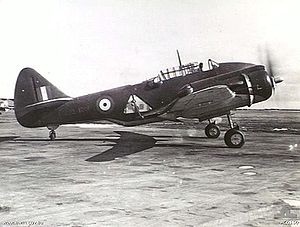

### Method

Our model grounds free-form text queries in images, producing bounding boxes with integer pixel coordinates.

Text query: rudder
[14,68,70,127]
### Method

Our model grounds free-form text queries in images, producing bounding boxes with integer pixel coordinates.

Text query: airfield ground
[0,110,299,227]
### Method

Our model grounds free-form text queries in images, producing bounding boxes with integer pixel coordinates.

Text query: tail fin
[14,68,71,127]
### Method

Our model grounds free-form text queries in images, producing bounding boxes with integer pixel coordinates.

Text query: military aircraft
[0,98,14,113]
[14,51,282,148]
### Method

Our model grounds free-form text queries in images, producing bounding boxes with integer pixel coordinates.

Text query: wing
[162,85,236,119]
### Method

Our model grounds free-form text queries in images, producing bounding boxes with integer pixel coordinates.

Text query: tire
[205,123,221,138]
[224,129,245,148]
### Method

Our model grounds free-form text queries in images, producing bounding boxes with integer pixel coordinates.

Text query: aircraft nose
[249,70,273,103]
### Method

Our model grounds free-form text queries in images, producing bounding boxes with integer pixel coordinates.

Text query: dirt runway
[0,110,299,226]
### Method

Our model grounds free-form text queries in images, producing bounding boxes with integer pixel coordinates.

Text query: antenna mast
[176,50,182,67]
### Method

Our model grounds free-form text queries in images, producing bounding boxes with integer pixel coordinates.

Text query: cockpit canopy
[151,59,219,83]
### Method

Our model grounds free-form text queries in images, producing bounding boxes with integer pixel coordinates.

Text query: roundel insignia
[96,96,114,113]
[99,98,111,111]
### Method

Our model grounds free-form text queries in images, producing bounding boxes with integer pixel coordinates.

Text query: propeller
[264,49,283,92]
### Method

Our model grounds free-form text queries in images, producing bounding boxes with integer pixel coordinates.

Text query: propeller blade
[266,49,275,79]
[258,46,283,94]
[263,48,284,91]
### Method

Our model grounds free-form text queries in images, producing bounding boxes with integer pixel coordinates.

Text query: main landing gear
[224,114,245,148]
[204,114,245,148]
[47,125,59,141]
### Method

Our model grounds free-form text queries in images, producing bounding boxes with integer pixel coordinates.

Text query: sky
[0,0,299,109]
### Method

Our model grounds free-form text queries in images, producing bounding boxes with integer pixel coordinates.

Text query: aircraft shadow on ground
[0,136,19,142]
[9,132,225,162]
[86,131,222,162]
[86,131,158,162]
[18,138,112,142]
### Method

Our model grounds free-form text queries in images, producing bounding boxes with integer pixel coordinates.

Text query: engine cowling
[241,73,254,107]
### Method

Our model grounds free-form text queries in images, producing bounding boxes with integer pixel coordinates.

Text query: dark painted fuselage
[14,61,273,128]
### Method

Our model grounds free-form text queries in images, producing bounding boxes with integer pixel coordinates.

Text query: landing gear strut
[47,125,59,141]
[224,113,245,148]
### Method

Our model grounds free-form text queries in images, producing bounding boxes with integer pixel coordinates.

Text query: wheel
[224,129,245,148]
[205,123,221,138]
[49,131,56,141]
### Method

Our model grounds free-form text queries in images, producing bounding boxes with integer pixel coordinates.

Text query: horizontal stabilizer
[25,97,73,111]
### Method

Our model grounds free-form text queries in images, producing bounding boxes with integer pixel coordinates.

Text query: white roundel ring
[98,98,112,111]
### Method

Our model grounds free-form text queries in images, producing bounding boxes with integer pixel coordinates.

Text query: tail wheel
[224,129,245,148]
[205,123,221,139]
[49,130,56,141]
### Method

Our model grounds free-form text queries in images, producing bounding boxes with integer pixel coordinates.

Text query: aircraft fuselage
[37,62,273,127]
